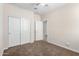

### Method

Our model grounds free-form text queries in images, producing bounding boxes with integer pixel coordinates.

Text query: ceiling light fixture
[40,3,46,6]
[39,3,48,7]
[34,3,48,6]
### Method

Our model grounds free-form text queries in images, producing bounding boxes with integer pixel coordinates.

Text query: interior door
[36,20,43,41]
[21,18,31,44]
[8,16,21,47]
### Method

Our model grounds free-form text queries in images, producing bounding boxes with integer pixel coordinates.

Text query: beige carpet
[3,40,79,56]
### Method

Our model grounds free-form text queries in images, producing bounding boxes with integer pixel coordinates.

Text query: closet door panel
[21,18,31,44]
[9,17,31,47]
[8,17,20,47]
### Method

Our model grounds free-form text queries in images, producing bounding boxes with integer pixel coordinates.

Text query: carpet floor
[3,40,79,56]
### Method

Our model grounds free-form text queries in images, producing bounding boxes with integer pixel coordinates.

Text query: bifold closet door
[21,18,31,44]
[8,17,21,47]
[36,20,43,40]
[8,17,31,47]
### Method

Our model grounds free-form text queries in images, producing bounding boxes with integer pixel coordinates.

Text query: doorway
[35,20,43,41]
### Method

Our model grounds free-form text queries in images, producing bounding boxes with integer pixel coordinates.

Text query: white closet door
[36,20,43,40]
[8,17,21,47]
[21,18,31,44]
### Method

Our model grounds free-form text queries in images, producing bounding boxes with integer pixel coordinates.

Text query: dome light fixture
[34,3,48,7]
[39,3,48,7]
[40,3,46,6]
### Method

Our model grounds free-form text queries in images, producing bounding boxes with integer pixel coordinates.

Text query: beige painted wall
[0,4,3,50]
[44,3,79,52]
[0,4,4,56]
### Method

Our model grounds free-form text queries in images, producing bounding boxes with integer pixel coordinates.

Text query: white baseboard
[0,51,3,56]
[0,47,8,56]
[47,40,79,53]
[0,48,4,56]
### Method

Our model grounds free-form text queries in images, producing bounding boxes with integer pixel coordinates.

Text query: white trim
[0,51,3,56]
[0,47,8,51]
[0,48,4,56]
[47,40,79,53]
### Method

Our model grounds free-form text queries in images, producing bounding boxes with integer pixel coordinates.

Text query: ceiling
[12,3,66,15]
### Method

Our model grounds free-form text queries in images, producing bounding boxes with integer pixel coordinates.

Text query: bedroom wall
[0,4,4,56]
[44,3,79,52]
[2,4,42,49]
